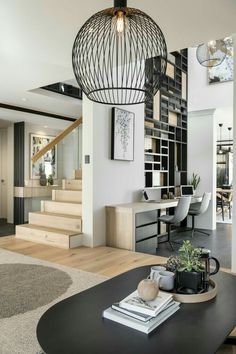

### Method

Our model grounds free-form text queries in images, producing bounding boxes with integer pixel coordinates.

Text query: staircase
[15,175,83,249]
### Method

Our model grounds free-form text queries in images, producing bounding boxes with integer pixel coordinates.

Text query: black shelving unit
[144,49,188,195]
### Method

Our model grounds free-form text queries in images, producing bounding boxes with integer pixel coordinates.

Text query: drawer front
[135,210,158,227]
[136,223,157,242]
[135,237,157,253]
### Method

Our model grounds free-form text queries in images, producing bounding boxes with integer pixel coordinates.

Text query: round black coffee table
[37,266,236,354]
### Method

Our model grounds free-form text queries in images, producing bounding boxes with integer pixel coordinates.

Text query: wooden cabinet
[106,201,179,252]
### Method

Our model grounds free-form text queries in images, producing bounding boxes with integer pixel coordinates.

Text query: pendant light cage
[228,127,232,152]
[218,123,223,155]
[196,39,226,67]
[72,6,167,105]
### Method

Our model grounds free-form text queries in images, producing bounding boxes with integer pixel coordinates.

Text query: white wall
[188,47,233,112]
[57,130,80,180]
[82,96,144,247]
[82,99,94,247]
[215,107,233,141]
[187,110,216,230]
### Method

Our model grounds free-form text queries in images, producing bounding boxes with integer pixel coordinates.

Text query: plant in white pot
[189,173,200,194]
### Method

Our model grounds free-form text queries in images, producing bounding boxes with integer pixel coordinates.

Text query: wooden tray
[163,279,217,304]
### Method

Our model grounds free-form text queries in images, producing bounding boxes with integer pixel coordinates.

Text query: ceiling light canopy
[196,39,227,67]
[72,0,167,105]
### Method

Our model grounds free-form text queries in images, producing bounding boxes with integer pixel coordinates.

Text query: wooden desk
[106,197,201,252]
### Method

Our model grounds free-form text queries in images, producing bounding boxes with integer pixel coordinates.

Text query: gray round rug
[0,263,72,318]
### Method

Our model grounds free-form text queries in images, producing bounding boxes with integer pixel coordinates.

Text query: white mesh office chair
[158,196,191,251]
[188,192,211,237]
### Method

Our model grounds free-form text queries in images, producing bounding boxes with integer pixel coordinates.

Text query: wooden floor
[0,236,166,277]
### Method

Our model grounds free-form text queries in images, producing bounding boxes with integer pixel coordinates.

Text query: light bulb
[208,40,216,47]
[116,11,124,33]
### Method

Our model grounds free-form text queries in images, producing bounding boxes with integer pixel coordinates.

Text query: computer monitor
[180,185,194,196]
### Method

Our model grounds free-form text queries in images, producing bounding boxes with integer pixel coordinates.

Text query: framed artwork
[208,37,233,84]
[111,107,135,161]
[30,134,57,179]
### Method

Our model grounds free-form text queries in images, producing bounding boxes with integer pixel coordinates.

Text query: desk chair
[158,196,191,251]
[188,192,211,237]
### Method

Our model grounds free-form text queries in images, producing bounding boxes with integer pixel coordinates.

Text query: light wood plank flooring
[0,236,166,277]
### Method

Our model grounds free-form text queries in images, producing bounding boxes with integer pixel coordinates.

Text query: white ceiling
[0,0,236,125]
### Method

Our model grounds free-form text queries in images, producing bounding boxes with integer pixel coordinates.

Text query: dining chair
[188,192,211,237]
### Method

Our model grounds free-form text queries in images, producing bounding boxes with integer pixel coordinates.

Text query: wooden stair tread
[18,224,81,236]
[32,211,82,219]
[46,200,81,205]
[53,189,81,193]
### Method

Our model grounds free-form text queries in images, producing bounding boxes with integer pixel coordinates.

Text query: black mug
[208,256,220,276]
[201,249,220,287]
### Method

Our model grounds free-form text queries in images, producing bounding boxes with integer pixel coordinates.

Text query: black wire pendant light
[218,123,223,154]
[196,40,226,67]
[72,0,167,105]
[228,127,232,152]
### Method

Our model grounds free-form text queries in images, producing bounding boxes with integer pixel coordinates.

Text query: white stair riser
[52,190,82,203]
[62,179,82,191]
[41,201,82,216]
[15,226,83,249]
[29,213,82,233]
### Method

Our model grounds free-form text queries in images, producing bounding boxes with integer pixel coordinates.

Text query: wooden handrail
[31,117,82,163]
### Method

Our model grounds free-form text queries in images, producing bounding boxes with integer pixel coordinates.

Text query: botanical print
[112,108,134,161]
[30,134,57,179]
[208,37,233,84]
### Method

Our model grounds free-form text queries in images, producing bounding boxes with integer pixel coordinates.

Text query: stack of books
[103,290,180,334]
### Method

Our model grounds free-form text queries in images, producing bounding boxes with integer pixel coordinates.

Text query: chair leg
[221,198,224,221]
[191,215,210,237]
[167,224,174,251]
[157,224,175,251]
[191,215,195,238]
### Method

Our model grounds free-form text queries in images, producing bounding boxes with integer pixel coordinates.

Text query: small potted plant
[47,174,54,186]
[189,173,201,193]
[166,241,205,293]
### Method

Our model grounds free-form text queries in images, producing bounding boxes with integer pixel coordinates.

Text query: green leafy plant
[166,255,182,272]
[189,173,200,191]
[177,240,204,273]
[47,174,53,186]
